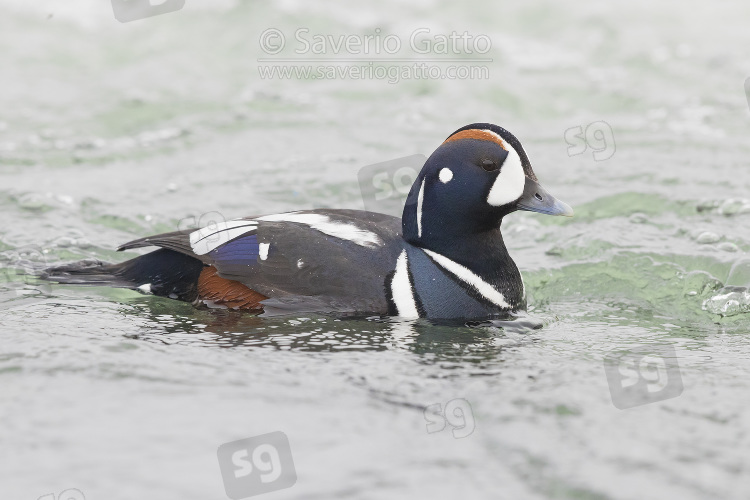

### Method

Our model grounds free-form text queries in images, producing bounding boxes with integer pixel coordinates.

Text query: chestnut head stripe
[443,129,508,150]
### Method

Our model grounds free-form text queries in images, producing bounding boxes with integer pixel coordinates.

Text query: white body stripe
[422,248,511,309]
[190,220,258,255]
[256,212,382,248]
[416,179,425,238]
[391,250,419,318]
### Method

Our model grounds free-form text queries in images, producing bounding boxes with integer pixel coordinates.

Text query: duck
[42,123,573,319]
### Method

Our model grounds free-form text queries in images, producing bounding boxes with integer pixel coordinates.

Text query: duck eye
[481,159,498,171]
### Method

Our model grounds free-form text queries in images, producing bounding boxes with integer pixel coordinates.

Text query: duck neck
[404,223,525,308]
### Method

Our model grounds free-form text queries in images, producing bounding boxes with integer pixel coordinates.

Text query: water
[2,1,750,499]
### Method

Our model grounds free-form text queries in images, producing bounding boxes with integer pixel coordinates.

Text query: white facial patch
[439,168,453,183]
[468,129,526,207]
[416,179,425,238]
[486,144,526,207]
[390,250,420,318]
[256,212,383,248]
[190,220,258,255]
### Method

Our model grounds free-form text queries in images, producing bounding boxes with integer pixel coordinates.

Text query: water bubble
[137,127,186,147]
[74,137,106,150]
[703,286,750,317]
[17,192,48,211]
[726,257,750,287]
[629,212,648,224]
[682,270,723,298]
[717,242,739,252]
[54,236,76,248]
[695,231,720,244]
[696,199,720,212]
[718,198,750,216]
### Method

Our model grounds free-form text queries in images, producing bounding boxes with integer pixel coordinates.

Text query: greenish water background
[1,1,750,499]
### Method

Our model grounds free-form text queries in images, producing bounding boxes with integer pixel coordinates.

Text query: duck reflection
[120,295,543,359]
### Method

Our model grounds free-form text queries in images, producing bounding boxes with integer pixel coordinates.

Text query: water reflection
[120,296,544,359]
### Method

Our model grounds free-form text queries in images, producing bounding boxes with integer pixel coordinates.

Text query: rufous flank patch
[197,266,267,310]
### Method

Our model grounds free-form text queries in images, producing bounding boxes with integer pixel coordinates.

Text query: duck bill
[515,177,574,217]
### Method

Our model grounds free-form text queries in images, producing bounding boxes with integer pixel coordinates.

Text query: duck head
[402,122,573,245]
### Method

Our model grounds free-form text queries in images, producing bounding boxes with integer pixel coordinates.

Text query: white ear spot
[439,168,453,183]
[486,147,525,206]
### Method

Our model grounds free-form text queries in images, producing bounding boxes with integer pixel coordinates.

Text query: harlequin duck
[43,123,573,319]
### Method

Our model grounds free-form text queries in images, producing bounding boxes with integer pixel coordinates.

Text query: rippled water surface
[2,1,750,499]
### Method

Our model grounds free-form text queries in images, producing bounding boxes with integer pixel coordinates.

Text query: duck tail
[41,248,205,301]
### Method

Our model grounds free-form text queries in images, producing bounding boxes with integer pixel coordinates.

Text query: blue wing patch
[208,233,261,278]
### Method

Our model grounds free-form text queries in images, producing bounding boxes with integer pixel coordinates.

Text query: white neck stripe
[422,248,510,309]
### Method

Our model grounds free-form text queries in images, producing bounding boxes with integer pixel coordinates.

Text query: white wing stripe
[189,220,258,256]
[189,211,384,256]
[189,220,257,245]
[256,212,383,248]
